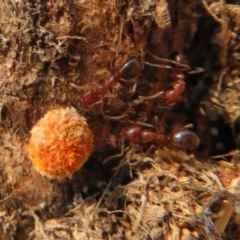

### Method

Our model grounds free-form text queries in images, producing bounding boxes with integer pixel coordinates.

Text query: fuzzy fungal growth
[28,107,93,179]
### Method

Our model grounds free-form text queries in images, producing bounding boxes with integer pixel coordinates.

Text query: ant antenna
[146,50,191,71]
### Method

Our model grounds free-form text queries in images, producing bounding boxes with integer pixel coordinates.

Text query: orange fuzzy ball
[28,107,93,179]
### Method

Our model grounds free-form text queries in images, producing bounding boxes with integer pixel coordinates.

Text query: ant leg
[138,91,180,106]
[127,120,154,129]
[145,144,156,156]
[153,115,162,134]
[128,98,144,107]
[121,78,138,96]
[102,139,125,164]
[188,67,204,74]
[99,101,128,120]
[180,123,194,130]
[130,81,138,96]
[138,91,165,100]
[163,147,174,165]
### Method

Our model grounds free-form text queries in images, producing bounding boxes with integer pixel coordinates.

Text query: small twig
[84,156,126,231]
[3,0,26,24]
[201,0,222,23]
[32,212,49,240]
[202,0,229,67]
[216,68,228,91]
[102,139,125,164]
[219,0,228,67]
[211,150,239,159]
[56,35,88,42]
[132,185,147,233]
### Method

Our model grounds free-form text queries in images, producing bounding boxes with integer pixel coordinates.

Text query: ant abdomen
[172,128,199,150]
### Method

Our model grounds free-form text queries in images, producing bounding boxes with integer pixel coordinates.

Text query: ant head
[169,52,189,71]
[119,57,142,80]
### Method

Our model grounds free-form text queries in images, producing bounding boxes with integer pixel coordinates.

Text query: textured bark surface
[0,0,240,239]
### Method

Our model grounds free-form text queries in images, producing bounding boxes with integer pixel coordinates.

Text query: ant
[139,52,195,105]
[79,56,142,107]
[103,123,199,164]
[79,52,194,107]
[120,123,199,150]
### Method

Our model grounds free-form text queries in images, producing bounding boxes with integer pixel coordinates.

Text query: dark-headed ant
[79,52,194,107]
[103,123,199,164]
[80,57,142,107]
[140,52,192,105]
[121,124,199,150]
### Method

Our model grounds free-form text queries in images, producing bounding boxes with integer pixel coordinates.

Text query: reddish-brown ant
[120,124,199,150]
[80,57,142,107]
[140,52,192,105]
[79,53,193,107]
[103,123,199,164]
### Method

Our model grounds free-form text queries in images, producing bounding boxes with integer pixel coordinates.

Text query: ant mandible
[79,57,142,107]
[120,123,199,150]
